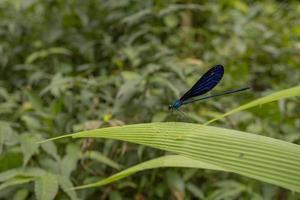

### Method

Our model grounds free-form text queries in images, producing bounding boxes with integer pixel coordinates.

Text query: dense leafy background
[0,0,299,199]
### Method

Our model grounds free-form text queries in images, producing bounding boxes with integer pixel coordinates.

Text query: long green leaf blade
[72,155,224,190]
[70,122,300,192]
[205,85,300,125]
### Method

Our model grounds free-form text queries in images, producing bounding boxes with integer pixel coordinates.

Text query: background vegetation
[0,0,299,199]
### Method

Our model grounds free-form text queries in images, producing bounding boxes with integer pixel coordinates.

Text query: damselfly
[169,65,249,110]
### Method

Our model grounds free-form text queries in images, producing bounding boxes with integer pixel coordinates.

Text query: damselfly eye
[168,105,172,110]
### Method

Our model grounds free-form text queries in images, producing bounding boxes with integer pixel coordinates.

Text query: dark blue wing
[180,65,224,102]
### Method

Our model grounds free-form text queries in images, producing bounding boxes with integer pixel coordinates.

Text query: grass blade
[205,85,300,125]
[72,155,224,190]
[69,122,300,192]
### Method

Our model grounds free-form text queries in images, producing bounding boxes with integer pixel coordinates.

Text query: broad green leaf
[72,155,223,190]
[41,141,60,161]
[34,173,59,200]
[60,144,80,178]
[67,122,300,192]
[20,134,39,166]
[205,85,300,125]
[0,121,18,147]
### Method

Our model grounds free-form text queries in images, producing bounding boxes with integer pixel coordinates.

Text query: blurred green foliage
[0,0,299,199]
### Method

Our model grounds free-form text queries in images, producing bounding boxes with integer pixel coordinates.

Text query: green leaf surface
[69,122,300,192]
[73,155,223,190]
[0,121,18,150]
[57,176,79,200]
[34,173,59,200]
[20,134,39,166]
[41,141,60,161]
[60,144,80,178]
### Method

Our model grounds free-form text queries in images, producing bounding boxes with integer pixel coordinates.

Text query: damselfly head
[169,100,182,110]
